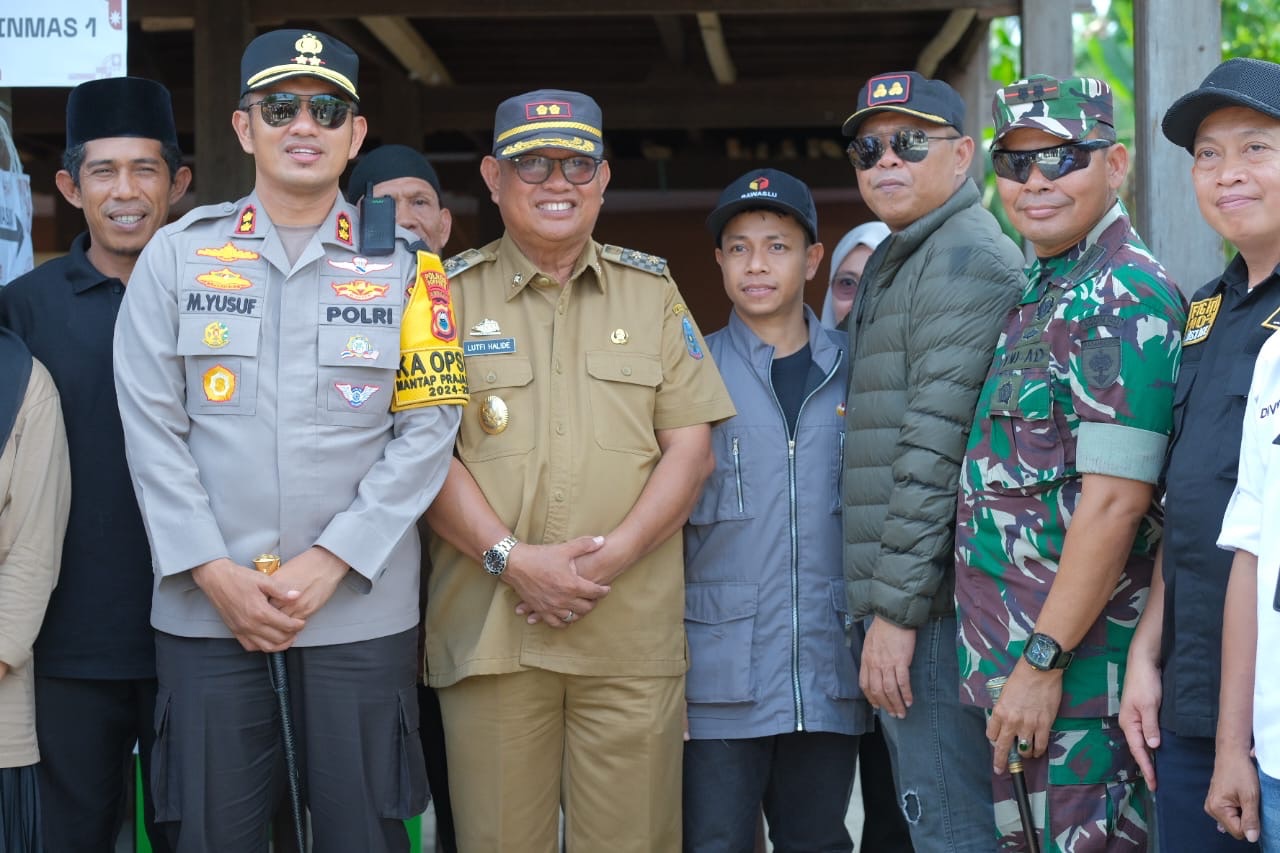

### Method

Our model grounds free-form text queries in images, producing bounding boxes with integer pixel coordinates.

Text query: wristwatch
[482,535,519,577]
[1023,632,1074,671]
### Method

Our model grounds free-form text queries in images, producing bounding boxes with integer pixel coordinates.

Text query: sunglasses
[508,155,603,185]
[243,93,354,129]
[846,129,961,170]
[990,139,1113,183]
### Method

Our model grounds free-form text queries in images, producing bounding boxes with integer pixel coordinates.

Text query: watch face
[483,549,502,574]
[1026,634,1056,668]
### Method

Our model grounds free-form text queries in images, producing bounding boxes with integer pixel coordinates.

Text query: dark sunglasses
[846,129,961,170]
[990,139,1113,183]
[243,93,354,129]
[508,155,603,186]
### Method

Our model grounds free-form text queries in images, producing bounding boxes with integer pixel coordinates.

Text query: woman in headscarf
[822,221,890,329]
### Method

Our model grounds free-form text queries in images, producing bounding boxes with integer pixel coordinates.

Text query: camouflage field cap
[992,75,1113,143]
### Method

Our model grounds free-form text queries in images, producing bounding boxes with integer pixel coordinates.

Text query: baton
[987,676,1041,853]
[253,554,307,853]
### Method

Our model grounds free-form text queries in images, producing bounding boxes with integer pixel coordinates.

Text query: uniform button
[556,423,565,435]
[553,489,565,502]
[554,359,562,373]
[111,284,123,295]
[621,366,632,377]
[486,371,497,383]
[557,303,566,315]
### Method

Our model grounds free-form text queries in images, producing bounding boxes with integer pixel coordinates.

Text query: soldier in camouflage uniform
[954,75,1187,851]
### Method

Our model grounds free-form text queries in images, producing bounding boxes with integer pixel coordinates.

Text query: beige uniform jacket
[0,359,70,768]
[426,235,734,686]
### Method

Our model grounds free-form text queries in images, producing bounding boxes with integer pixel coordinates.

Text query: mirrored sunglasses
[244,93,354,129]
[846,129,961,170]
[990,139,1113,183]
[509,155,602,185]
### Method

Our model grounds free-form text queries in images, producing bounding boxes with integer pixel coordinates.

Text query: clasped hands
[504,535,614,629]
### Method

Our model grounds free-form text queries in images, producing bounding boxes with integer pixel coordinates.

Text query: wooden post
[1134,0,1222,297]
[954,21,991,185]
[193,0,254,204]
[1019,0,1073,79]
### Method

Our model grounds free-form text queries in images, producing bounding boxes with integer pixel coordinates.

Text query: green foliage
[1224,0,1280,60]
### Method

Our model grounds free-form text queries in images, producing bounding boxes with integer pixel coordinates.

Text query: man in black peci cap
[0,75,189,853]
[838,70,1024,853]
[347,144,453,254]
[1121,56,1280,852]
[112,29,463,852]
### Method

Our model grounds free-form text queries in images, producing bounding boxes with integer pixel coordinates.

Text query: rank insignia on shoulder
[336,212,353,245]
[443,248,487,278]
[603,244,668,275]
[197,242,260,263]
[682,316,704,360]
[237,205,256,235]
[1183,293,1222,346]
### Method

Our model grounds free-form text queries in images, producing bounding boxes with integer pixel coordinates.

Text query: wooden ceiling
[9,0,1013,199]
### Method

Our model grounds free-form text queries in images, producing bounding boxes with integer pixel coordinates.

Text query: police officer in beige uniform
[113,30,462,853]
[425,89,735,852]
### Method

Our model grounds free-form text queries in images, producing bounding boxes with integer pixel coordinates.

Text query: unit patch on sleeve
[1183,294,1222,346]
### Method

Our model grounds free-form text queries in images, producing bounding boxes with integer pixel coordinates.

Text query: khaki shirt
[426,235,734,685]
[0,359,70,767]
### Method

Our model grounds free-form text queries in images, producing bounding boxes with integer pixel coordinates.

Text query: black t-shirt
[770,344,812,437]
[1160,255,1280,737]
[0,233,157,679]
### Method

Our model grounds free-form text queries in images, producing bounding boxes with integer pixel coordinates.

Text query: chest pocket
[317,326,401,428]
[177,314,260,416]
[457,356,535,462]
[689,428,758,525]
[1219,357,1256,480]
[982,370,1066,493]
[585,350,662,455]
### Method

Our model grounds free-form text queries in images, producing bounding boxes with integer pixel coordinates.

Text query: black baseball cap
[706,168,818,244]
[842,71,966,137]
[1163,58,1280,153]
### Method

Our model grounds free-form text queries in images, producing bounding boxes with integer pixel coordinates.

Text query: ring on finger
[1017,738,1031,753]
[564,610,576,623]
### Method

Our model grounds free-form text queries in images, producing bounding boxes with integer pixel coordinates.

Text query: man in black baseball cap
[347,144,453,253]
[705,167,818,244]
[0,75,189,853]
[838,68,1024,853]
[1122,56,1280,853]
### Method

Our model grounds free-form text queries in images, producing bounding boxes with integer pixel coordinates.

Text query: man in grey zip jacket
[840,71,1024,853]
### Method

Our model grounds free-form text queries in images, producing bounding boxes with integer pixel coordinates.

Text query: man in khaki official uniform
[425,88,735,852]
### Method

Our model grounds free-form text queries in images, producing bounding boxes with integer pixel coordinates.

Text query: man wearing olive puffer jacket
[840,71,1023,853]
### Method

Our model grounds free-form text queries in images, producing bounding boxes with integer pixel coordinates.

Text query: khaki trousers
[438,668,683,853]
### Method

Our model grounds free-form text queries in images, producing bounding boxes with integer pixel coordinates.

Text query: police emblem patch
[1183,294,1222,346]
[202,321,230,349]
[1081,337,1122,389]
[335,383,380,408]
[682,316,704,360]
[341,335,379,360]
[203,365,236,402]
[197,268,253,291]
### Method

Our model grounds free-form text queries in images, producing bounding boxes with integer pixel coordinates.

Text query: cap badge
[749,176,770,191]
[867,74,911,106]
[293,33,325,67]
[527,101,572,120]
[1005,79,1061,106]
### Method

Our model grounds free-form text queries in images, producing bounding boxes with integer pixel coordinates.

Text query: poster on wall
[0,0,127,87]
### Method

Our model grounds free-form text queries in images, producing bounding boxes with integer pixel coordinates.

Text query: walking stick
[986,676,1042,853]
[253,554,307,853]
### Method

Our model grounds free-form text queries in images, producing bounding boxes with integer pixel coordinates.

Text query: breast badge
[341,334,379,360]
[327,256,393,275]
[331,280,390,301]
[610,328,629,345]
[335,383,380,408]
[202,321,230,349]
[470,318,501,336]
[202,365,236,403]
[197,268,253,291]
[479,395,509,435]
[1183,294,1222,346]
[196,242,259,263]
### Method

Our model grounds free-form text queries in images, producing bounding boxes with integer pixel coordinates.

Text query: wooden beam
[952,18,990,184]
[917,9,975,78]
[1134,0,1221,297]
[696,13,736,84]
[359,16,453,85]
[1019,0,1072,78]
[133,0,1019,19]
[652,15,687,68]
[192,0,254,205]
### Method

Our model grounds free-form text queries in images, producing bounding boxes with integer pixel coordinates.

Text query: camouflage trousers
[991,716,1149,852]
